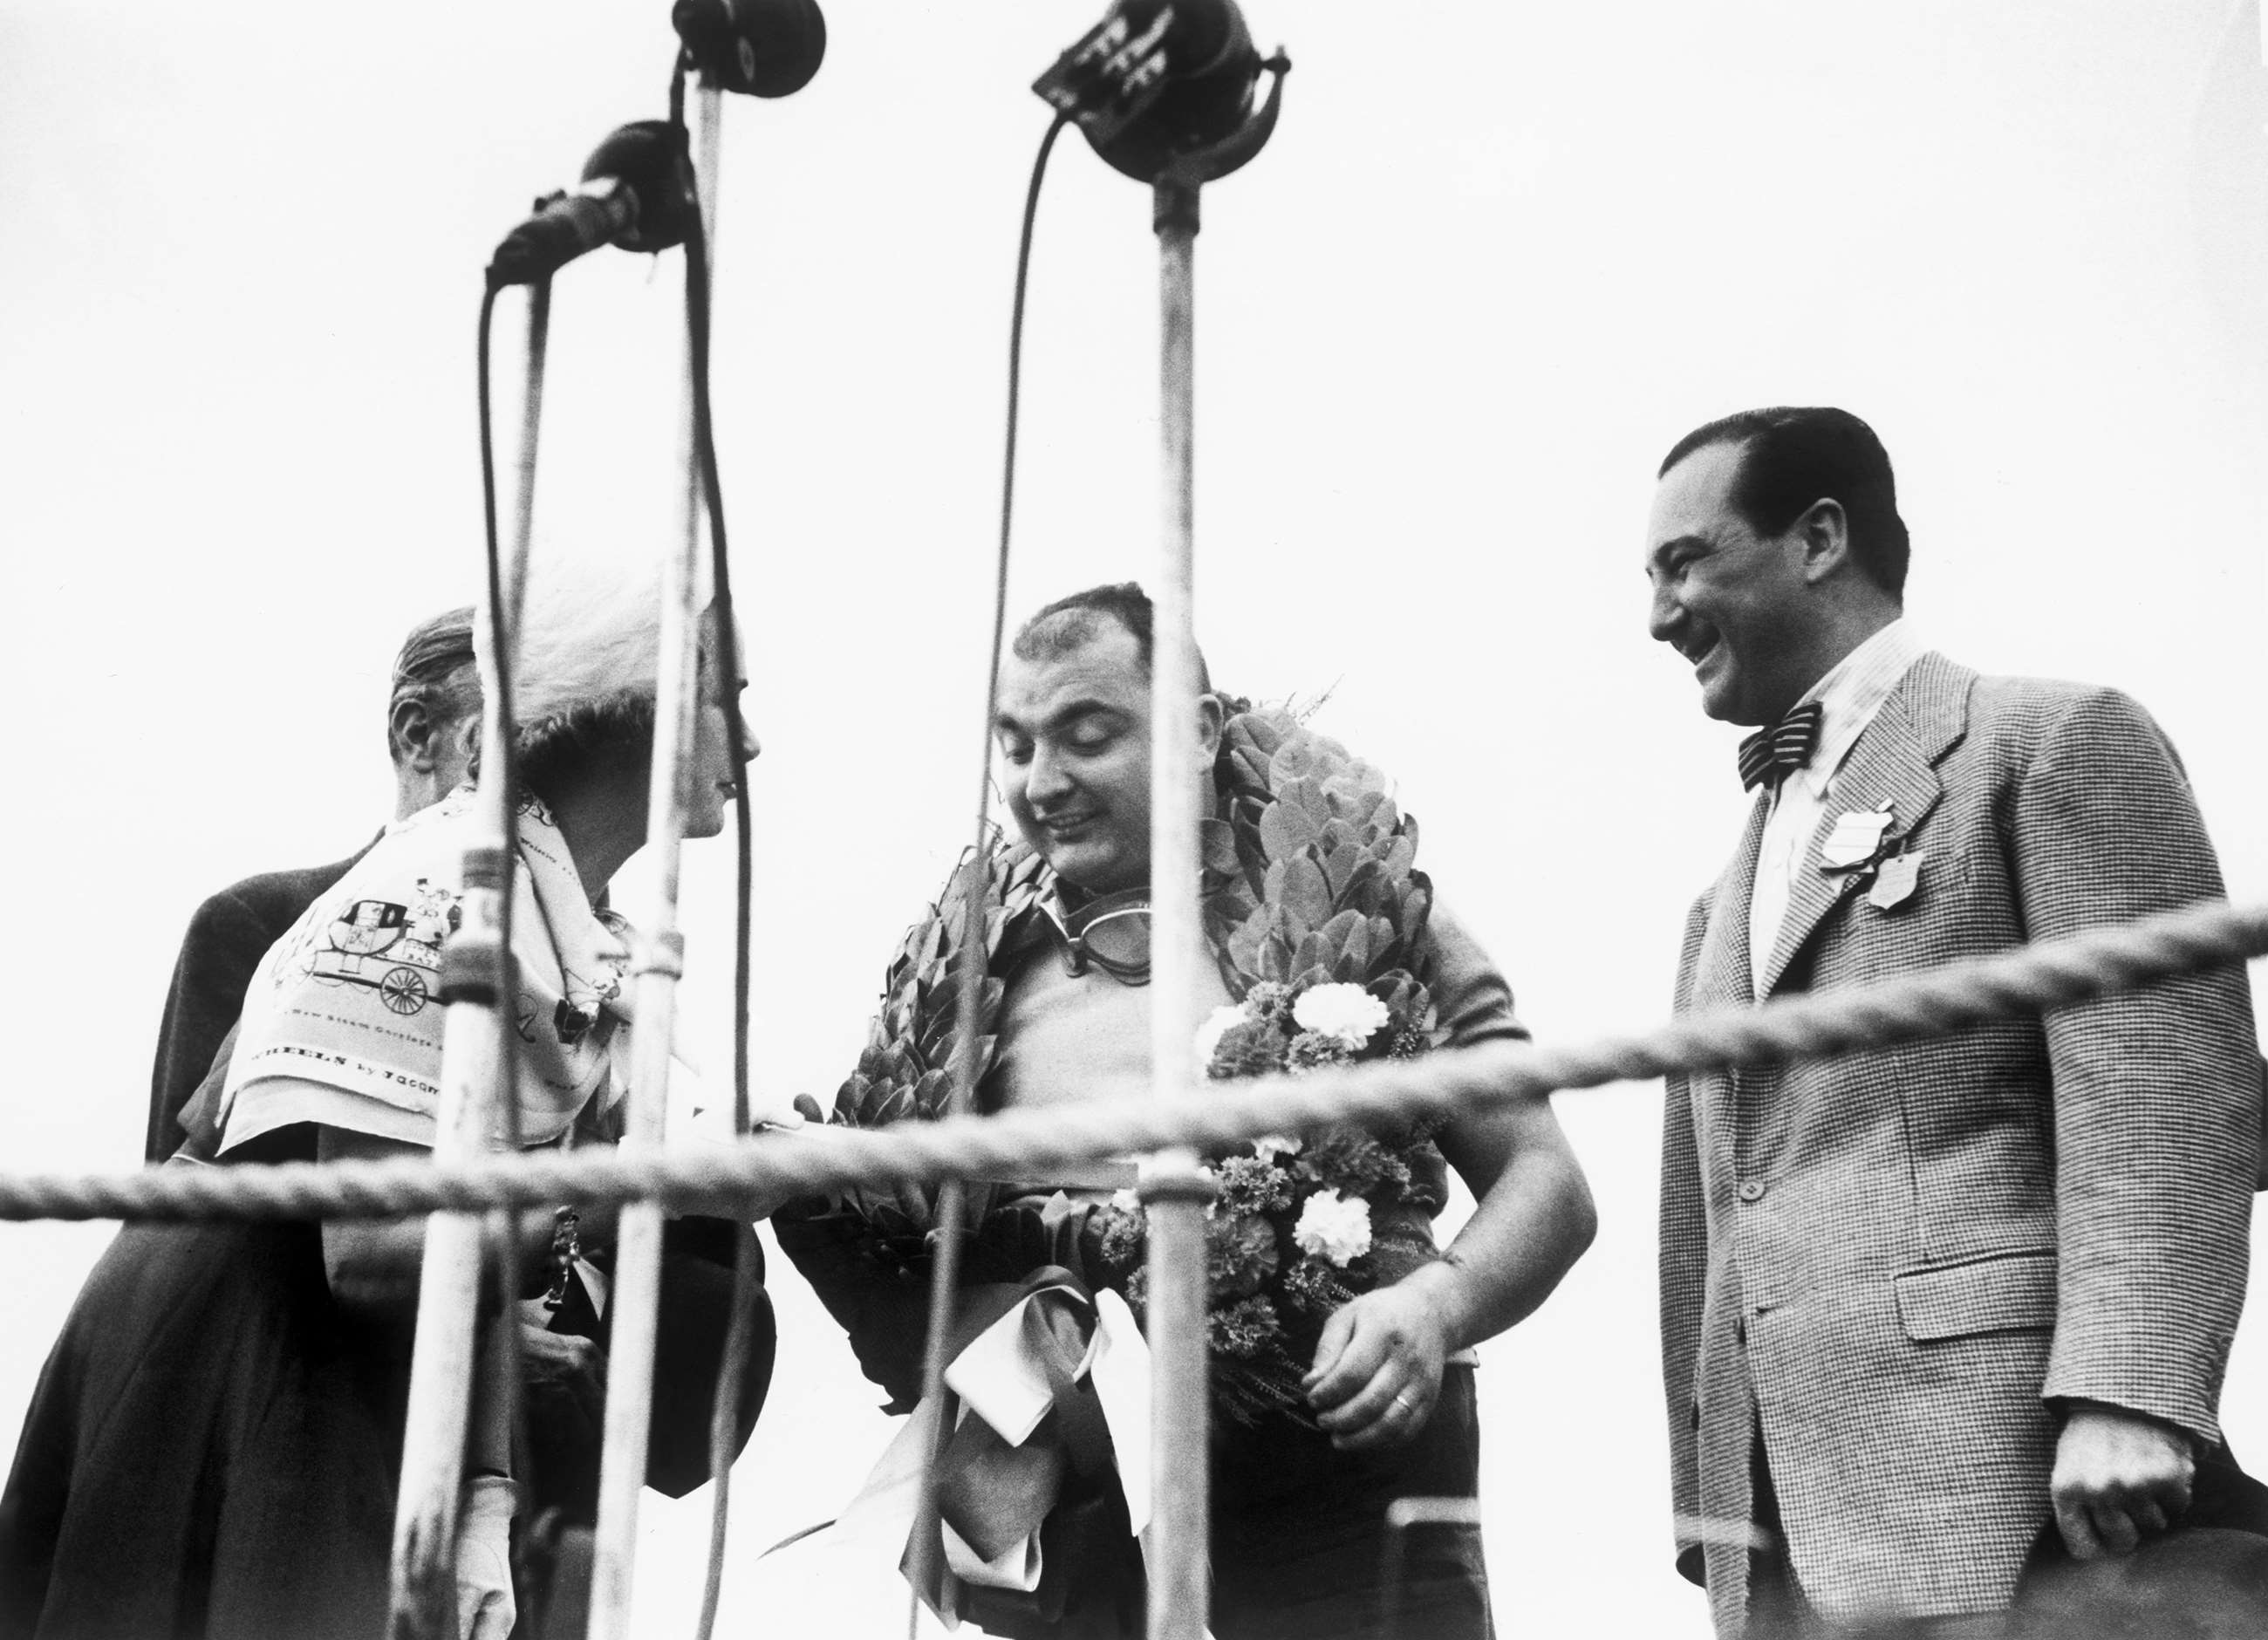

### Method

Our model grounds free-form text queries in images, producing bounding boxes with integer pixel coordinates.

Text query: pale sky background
[3,3,2266,1637]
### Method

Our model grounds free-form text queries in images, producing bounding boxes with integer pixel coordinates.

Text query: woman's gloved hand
[456,1473,518,1640]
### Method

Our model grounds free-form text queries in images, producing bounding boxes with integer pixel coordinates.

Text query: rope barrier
[8,896,2264,1227]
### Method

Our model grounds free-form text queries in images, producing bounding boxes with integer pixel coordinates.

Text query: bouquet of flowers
[1087,707,1454,1426]
[1090,976,1447,1427]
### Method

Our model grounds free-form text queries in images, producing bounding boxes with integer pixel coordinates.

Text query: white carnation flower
[1291,983,1390,1049]
[1110,1187,1143,1213]
[1291,1188,1373,1267]
[1251,1134,1303,1164]
[1194,1002,1252,1071]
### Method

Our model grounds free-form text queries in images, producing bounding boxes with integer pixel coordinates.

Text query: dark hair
[1012,582,1213,693]
[386,606,480,762]
[1658,407,1909,595]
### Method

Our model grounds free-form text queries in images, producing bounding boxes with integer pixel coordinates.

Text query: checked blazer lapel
[1692,796,1769,1011]
[1756,652,1971,999]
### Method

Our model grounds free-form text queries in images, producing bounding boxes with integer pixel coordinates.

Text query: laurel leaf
[1324,780,1385,827]
[1329,912,1372,981]
[1231,713,1285,762]
[1280,856,1332,933]
[1200,817,1241,873]
[1259,796,1322,858]
[1337,858,1388,915]
[1284,776,1336,825]
[1270,737,1318,782]
[1226,911,1268,974]
[1260,934,1294,983]
[911,1068,953,1120]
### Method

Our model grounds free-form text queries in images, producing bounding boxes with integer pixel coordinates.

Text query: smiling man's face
[994,620,1159,895]
[1644,438,1819,728]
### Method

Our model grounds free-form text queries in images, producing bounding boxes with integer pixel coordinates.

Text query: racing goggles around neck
[1058,888,1151,986]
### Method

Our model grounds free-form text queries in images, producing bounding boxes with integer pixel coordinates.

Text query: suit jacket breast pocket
[1894,1250,2058,1343]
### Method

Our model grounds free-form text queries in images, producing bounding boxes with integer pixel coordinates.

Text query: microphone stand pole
[588,75,721,1640]
[1139,174,1216,1640]
[1026,30,1282,1635]
[387,278,551,1639]
[507,280,550,634]
[478,265,549,1570]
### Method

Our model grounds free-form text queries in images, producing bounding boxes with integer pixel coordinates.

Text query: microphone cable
[662,71,1072,1637]
[901,107,1070,1640]
[677,57,773,1640]
[473,275,537,1561]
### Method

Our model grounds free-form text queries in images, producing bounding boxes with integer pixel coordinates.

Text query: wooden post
[586,78,721,1640]
[386,280,550,1637]
[1141,174,1213,1640]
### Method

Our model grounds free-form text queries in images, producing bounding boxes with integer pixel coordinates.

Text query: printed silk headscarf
[218,786,632,1152]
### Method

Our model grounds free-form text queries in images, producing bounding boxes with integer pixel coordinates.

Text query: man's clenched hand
[2051,1400,2195,1559]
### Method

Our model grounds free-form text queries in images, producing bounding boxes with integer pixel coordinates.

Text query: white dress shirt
[1749,619,1929,993]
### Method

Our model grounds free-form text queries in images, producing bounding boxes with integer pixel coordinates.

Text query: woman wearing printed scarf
[0,557,775,1640]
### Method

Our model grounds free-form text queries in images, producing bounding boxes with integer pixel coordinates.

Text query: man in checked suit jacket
[1644,407,2268,1637]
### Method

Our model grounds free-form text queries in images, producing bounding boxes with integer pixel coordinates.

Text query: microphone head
[673,0,827,99]
[1034,0,1261,182]
[580,120,699,252]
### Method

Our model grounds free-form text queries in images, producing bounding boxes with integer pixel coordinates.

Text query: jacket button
[1737,1179,1766,1204]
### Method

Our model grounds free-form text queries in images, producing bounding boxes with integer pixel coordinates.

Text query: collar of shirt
[1780,618,1929,804]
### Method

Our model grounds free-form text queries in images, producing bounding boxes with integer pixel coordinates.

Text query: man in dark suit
[1645,407,2266,1637]
[145,607,480,1161]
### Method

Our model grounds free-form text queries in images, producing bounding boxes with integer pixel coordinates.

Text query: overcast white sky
[3,3,2265,1636]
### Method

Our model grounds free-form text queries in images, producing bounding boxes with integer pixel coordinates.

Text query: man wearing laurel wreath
[775,583,1597,1640]
[1646,407,2268,1638]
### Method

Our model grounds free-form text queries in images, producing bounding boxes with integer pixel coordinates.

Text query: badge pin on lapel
[1820,809,1894,871]
[1868,848,1925,911]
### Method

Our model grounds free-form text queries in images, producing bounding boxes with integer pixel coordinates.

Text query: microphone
[672,0,827,99]
[488,120,700,288]
[1034,0,1265,181]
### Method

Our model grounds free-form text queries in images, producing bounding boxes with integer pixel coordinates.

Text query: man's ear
[390,699,439,772]
[1796,497,1854,584]
[1195,694,1226,762]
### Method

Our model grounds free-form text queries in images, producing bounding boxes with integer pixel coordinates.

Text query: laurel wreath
[795,706,1450,1425]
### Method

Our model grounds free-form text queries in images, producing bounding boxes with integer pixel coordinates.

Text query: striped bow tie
[1737,700,1825,791]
